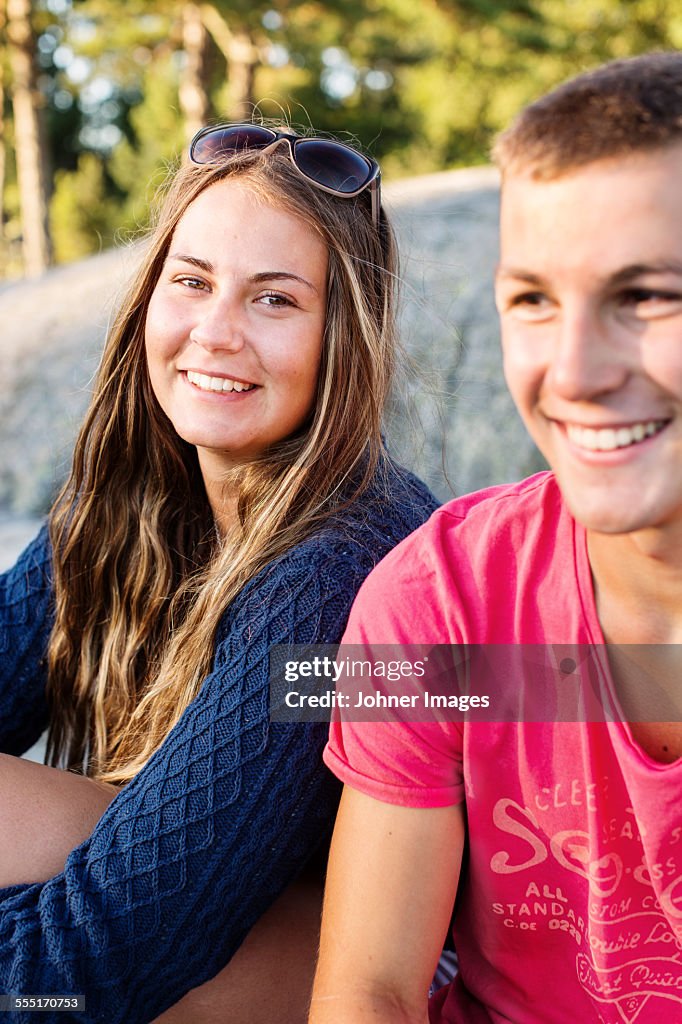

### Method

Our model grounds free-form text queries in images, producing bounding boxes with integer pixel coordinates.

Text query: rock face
[0,166,545,563]
[385,167,545,502]
[0,245,138,519]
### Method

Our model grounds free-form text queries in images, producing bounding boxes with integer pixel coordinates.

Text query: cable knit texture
[0,460,437,1023]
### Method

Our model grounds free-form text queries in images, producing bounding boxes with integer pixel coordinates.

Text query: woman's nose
[189,295,246,352]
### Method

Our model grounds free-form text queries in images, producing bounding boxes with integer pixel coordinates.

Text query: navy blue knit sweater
[0,461,437,1023]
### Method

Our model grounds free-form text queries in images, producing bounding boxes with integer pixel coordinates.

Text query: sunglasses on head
[189,123,382,229]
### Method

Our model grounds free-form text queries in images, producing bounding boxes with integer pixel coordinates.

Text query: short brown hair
[493,51,682,179]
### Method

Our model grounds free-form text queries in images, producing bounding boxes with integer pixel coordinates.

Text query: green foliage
[49,152,117,261]
[106,56,185,234]
[7,0,682,269]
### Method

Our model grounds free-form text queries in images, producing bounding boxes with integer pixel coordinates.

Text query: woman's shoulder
[215,459,438,642]
[327,456,440,554]
[0,523,52,593]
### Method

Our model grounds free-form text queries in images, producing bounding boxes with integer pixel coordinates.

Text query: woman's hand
[0,753,118,885]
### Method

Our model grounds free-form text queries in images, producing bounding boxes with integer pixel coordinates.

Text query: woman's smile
[184,370,257,394]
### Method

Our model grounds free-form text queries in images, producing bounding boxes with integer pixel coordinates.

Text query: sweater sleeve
[0,527,52,756]
[0,532,384,1024]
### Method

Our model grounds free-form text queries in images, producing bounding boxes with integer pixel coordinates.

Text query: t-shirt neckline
[573,514,682,771]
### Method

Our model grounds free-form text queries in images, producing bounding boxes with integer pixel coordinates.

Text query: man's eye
[505,291,553,319]
[619,288,682,319]
[622,287,681,305]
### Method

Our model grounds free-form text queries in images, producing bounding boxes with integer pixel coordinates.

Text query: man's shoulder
[378,471,565,572]
[344,471,586,644]
[438,470,561,526]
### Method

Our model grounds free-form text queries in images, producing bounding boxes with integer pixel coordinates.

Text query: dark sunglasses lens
[191,125,274,163]
[294,140,372,194]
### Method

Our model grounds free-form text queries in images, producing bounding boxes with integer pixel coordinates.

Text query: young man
[309,53,682,1024]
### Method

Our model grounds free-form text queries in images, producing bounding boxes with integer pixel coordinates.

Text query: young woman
[0,123,437,1022]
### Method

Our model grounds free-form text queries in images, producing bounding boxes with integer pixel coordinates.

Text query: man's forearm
[309,983,429,1024]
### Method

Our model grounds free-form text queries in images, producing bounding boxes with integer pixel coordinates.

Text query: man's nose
[548,306,629,400]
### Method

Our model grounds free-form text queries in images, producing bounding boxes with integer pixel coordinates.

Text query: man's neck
[587,527,682,763]
[587,526,682,645]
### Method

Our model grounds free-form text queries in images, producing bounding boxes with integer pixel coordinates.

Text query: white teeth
[186,371,254,394]
[566,420,666,452]
[598,428,616,450]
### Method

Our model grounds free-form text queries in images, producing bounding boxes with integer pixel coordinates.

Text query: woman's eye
[175,275,207,290]
[258,292,294,307]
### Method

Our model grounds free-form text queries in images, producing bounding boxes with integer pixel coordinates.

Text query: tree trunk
[200,5,258,122]
[0,0,7,254]
[179,1,211,145]
[228,29,257,122]
[6,0,51,276]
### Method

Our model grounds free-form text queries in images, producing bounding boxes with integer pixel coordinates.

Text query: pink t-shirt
[324,473,682,1024]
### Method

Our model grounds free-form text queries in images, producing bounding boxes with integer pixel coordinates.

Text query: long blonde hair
[46,143,399,784]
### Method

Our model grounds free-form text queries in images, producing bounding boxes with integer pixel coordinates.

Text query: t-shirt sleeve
[0,526,52,755]
[0,537,376,1024]
[325,719,464,808]
[324,526,465,809]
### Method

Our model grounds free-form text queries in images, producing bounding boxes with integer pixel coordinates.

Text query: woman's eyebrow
[249,271,319,294]
[165,256,318,293]
[167,252,214,273]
